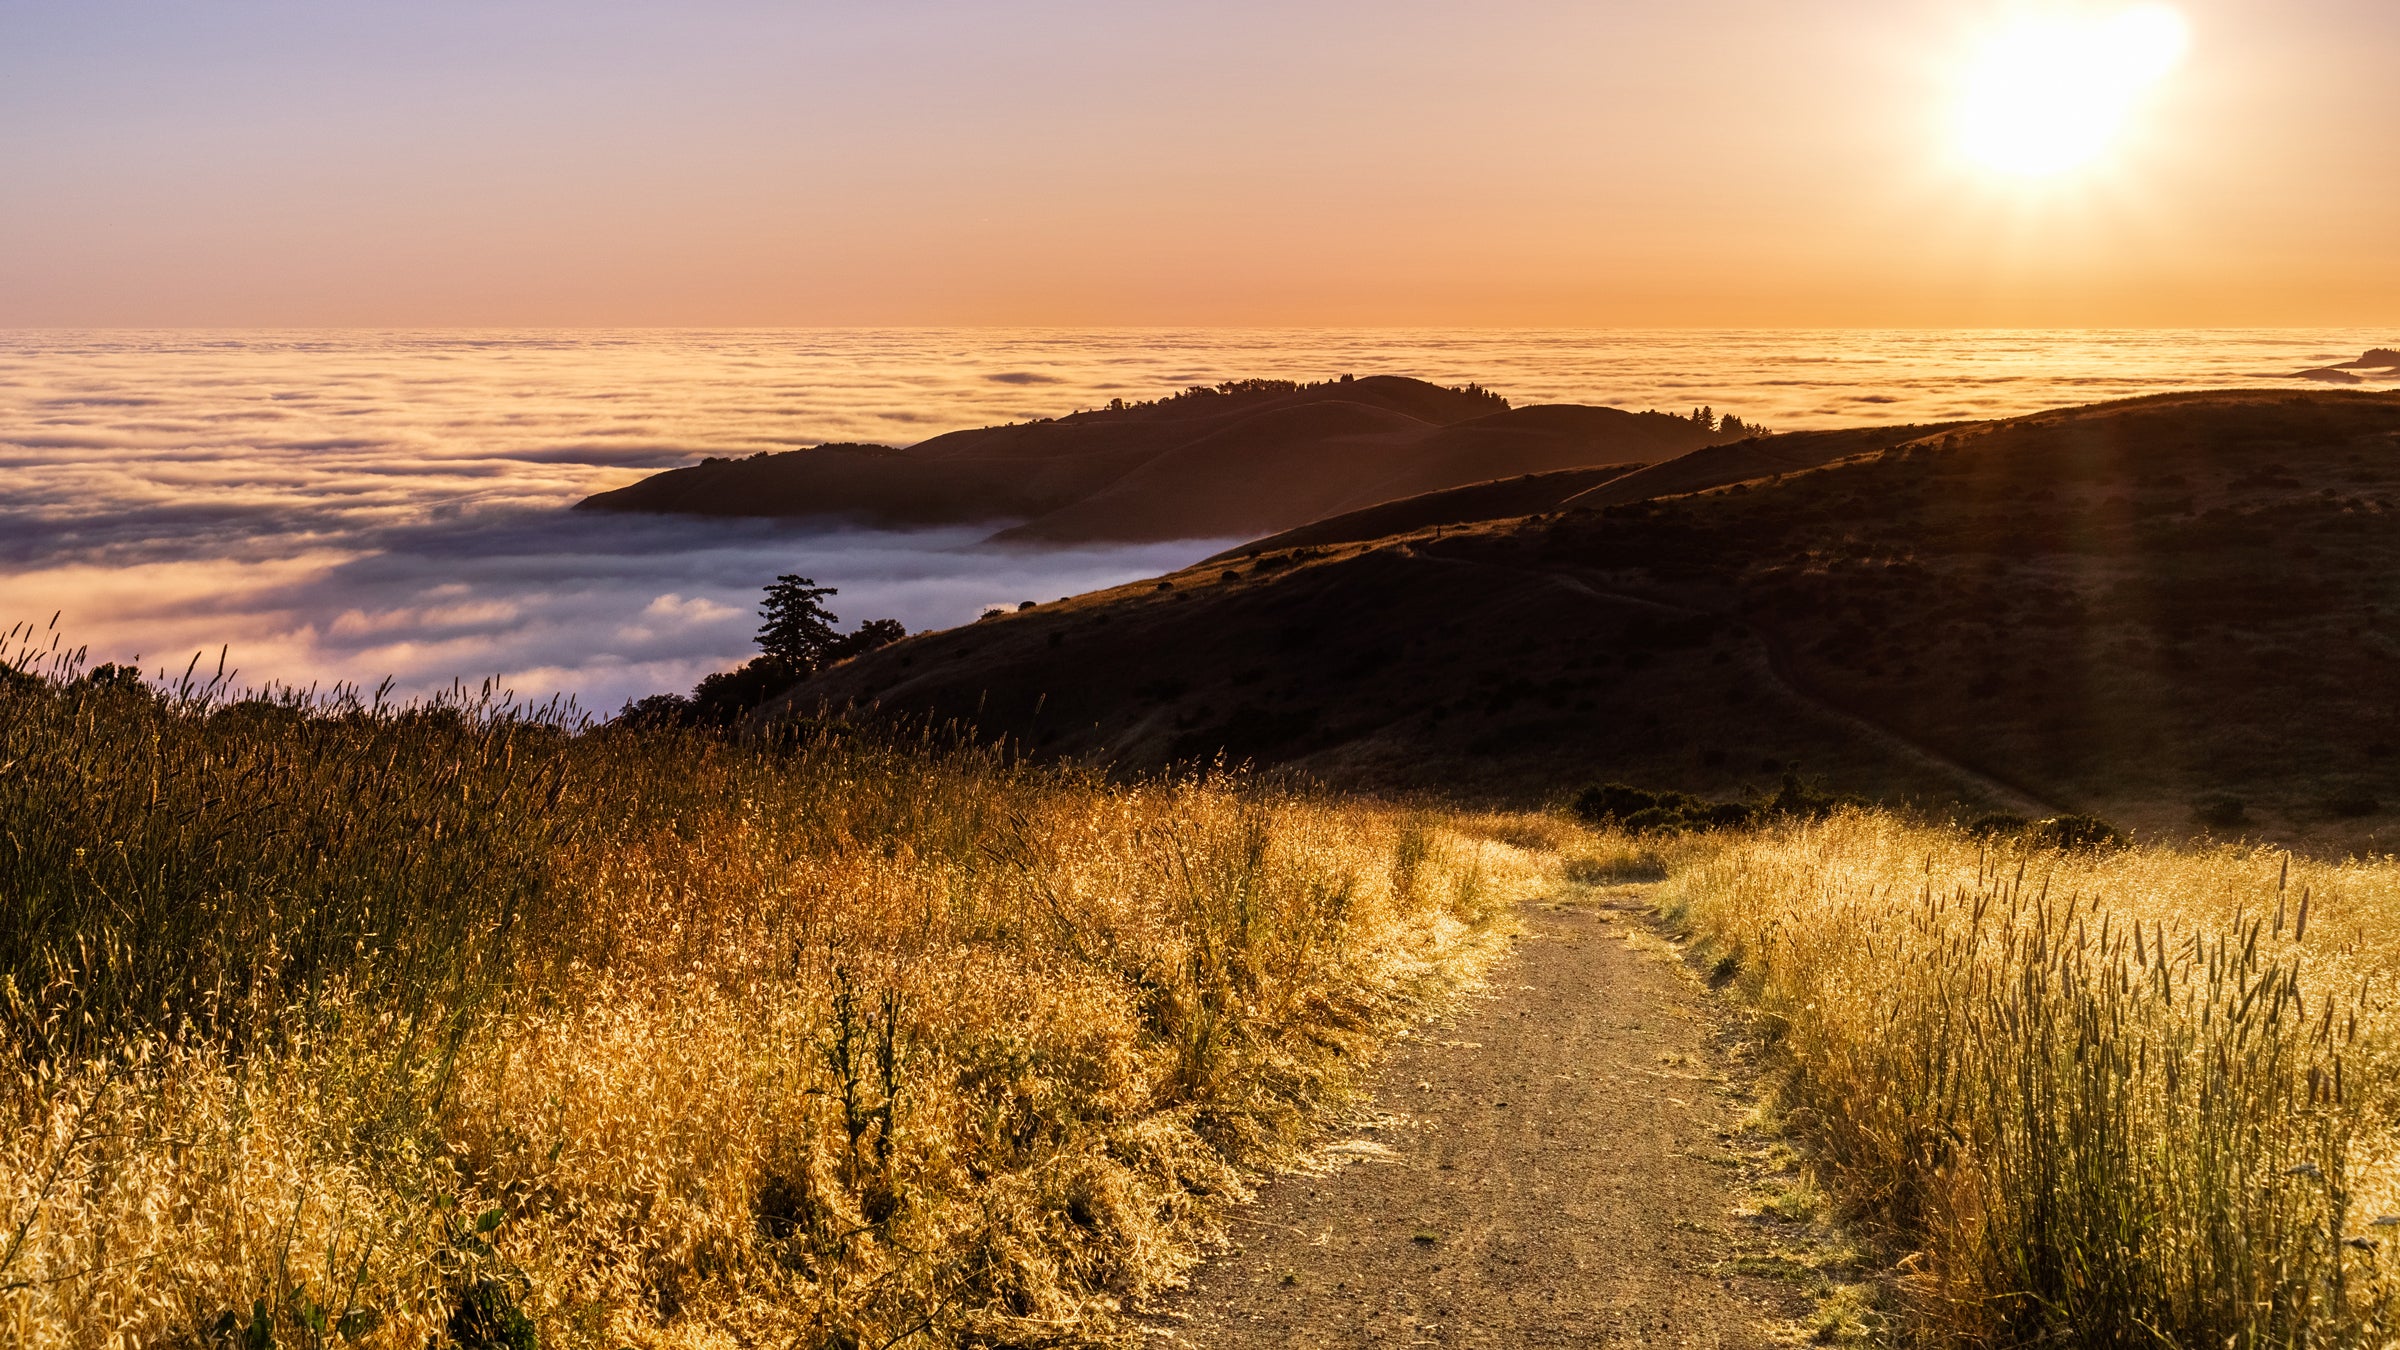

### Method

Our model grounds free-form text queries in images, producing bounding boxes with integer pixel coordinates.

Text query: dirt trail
[1145,893,1814,1348]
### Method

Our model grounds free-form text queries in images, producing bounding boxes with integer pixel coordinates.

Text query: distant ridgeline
[2291,347,2400,385]
[576,375,1740,544]
[784,388,2400,849]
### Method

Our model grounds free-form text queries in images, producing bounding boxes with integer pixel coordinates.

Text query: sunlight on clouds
[641,593,743,624]
[327,599,527,639]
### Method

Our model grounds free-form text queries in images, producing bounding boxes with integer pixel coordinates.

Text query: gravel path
[1145,891,1815,1348]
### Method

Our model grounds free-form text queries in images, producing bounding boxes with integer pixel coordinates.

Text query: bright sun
[1955,5,2191,177]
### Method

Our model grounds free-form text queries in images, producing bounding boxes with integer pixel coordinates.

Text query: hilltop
[576,376,1730,544]
[781,389,2400,847]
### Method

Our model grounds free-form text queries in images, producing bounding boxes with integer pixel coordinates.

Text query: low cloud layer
[6,328,2389,712]
[11,510,1218,712]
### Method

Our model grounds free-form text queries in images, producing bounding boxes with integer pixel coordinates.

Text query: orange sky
[1,0,2393,328]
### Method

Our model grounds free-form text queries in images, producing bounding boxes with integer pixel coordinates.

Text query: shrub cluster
[1967,811,2128,850]
[1569,771,1847,836]
[1571,783,1754,834]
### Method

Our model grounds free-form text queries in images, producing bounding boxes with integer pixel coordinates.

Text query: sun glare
[1955,5,2190,178]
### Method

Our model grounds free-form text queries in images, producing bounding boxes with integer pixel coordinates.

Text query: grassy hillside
[576,377,1726,544]
[790,391,2400,848]
[1647,813,2400,1346]
[1204,422,1964,562]
[0,653,1545,1348]
[1206,462,1644,561]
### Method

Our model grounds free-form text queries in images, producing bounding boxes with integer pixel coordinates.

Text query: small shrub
[1572,783,1664,824]
[2025,814,2126,850]
[1695,801,1756,829]
[449,1278,537,1350]
[1769,771,1843,820]
[1708,948,1743,986]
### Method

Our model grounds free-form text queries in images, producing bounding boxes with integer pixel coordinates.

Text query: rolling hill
[777,389,2400,849]
[575,376,1729,544]
[1211,421,1972,561]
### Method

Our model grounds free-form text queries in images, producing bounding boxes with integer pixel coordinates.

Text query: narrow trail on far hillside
[1143,894,1820,1349]
[1434,552,2063,819]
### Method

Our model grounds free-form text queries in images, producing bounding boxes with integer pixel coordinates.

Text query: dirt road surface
[1145,890,1828,1349]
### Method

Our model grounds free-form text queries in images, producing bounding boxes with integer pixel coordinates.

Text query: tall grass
[0,646,1536,1348]
[1660,812,2400,1346]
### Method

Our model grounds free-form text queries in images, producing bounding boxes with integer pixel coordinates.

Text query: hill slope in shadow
[783,390,2400,849]
[576,376,1726,544]
[1210,421,1975,561]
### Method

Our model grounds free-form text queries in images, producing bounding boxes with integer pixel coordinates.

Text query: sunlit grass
[1656,811,2400,1346]
[0,646,1538,1348]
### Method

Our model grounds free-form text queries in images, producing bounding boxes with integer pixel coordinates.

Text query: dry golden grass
[0,663,1541,1348]
[1655,811,2400,1346]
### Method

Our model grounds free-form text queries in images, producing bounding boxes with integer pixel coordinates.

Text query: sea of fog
[3,327,2392,713]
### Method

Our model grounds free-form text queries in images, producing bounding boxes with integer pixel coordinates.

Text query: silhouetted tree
[615,576,912,730]
[758,575,842,673]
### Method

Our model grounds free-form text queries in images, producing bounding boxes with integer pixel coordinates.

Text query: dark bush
[833,618,907,660]
[1573,783,1751,835]
[2192,794,2250,830]
[77,662,155,699]
[689,656,806,727]
[1694,801,1756,829]
[616,692,697,729]
[1769,771,1842,820]
[2027,814,2127,850]
[1619,805,1683,834]
[1572,783,1664,823]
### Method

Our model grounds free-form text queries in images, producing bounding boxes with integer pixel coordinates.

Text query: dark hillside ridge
[1208,464,1645,562]
[782,390,2400,850]
[1214,421,1972,561]
[577,376,1728,544]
